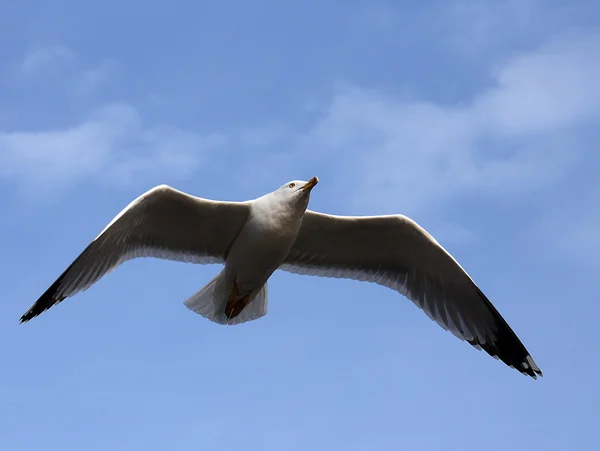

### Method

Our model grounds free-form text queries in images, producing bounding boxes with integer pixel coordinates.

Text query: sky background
[1,0,599,449]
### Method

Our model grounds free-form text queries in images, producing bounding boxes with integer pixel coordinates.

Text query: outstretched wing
[281,210,542,378]
[20,185,250,323]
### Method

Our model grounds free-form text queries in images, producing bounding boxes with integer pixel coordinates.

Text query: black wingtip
[469,336,543,379]
[468,337,542,379]
[19,306,36,324]
[522,354,543,379]
[19,282,67,325]
[19,303,48,324]
[19,306,43,324]
[469,288,543,380]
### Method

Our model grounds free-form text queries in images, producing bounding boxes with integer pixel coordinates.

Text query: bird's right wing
[20,185,251,323]
[281,210,542,378]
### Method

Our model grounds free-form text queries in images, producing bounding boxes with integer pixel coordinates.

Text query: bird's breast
[224,210,302,289]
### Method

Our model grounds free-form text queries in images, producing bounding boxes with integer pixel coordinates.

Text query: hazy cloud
[18,45,75,77]
[11,45,116,99]
[2,30,598,227]
[0,104,224,198]
[301,32,600,216]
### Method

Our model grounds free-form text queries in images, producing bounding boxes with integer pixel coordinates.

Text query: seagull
[20,177,542,379]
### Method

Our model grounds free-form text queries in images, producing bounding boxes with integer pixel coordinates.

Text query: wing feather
[20,184,250,323]
[281,210,542,378]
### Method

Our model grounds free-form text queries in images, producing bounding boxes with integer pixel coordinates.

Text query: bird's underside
[19,183,543,379]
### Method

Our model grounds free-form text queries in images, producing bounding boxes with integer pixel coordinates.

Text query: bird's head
[271,176,319,211]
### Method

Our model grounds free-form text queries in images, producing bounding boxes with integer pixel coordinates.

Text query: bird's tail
[183,270,268,325]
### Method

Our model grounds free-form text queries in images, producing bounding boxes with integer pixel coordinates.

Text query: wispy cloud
[299,31,600,217]
[11,45,115,100]
[70,61,117,98]
[0,104,224,199]
[437,0,545,54]
[3,30,599,232]
[18,45,75,77]
[356,0,595,61]
[0,45,230,200]
[475,31,600,133]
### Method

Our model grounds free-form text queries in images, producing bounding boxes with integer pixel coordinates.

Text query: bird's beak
[301,176,319,191]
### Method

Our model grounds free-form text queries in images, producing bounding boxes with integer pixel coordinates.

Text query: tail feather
[183,272,268,325]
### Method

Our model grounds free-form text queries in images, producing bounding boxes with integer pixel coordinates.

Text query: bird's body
[226,190,306,297]
[20,177,543,379]
[207,183,312,319]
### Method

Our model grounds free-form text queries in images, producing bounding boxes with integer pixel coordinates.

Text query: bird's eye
[288,183,296,188]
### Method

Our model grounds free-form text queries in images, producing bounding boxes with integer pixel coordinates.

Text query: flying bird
[20,177,542,378]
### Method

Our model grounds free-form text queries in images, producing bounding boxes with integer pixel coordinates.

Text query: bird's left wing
[281,210,542,378]
[20,185,250,323]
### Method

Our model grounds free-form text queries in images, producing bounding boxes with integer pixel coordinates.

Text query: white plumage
[20,177,542,379]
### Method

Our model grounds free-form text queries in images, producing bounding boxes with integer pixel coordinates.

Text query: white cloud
[1,46,230,199]
[0,104,224,198]
[3,30,598,237]
[300,32,600,217]
[475,32,600,134]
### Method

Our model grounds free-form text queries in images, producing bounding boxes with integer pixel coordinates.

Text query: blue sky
[1,0,599,449]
